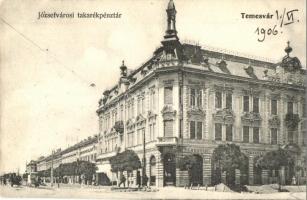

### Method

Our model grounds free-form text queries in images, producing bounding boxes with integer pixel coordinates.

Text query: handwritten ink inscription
[241,9,300,42]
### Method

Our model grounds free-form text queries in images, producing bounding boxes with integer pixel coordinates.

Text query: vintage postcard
[0,0,306,199]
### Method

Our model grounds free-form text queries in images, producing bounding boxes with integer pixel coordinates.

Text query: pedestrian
[136,171,141,188]
[143,174,148,188]
[119,174,126,188]
[188,170,193,189]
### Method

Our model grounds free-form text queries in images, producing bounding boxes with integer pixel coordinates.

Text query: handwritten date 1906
[254,25,278,42]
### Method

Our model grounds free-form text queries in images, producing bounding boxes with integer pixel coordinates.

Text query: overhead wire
[0,16,97,88]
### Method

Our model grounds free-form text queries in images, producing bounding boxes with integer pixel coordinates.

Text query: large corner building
[95,0,306,187]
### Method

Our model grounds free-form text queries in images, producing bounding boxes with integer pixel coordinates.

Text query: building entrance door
[163,153,176,186]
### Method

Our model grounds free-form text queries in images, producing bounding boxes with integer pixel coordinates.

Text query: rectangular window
[190,121,196,139]
[179,86,183,106]
[179,119,183,138]
[215,92,222,108]
[271,128,277,144]
[152,123,156,140]
[287,102,293,114]
[226,93,232,109]
[303,103,306,117]
[164,87,173,105]
[164,120,173,137]
[226,124,233,141]
[149,124,152,141]
[215,123,222,141]
[150,91,156,110]
[271,99,277,115]
[253,97,259,113]
[197,89,202,107]
[197,122,202,139]
[190,88,196,107]
[137,129,144,145]
[288,130,294,143]
[243,96,249,112]
[243,126,249,143]
[141,98,145,114]
[253,127,259,143]
[128,132,134,147]
[137,99,141,115]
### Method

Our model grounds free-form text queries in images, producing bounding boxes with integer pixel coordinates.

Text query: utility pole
[50,150,54,187]
[142,129,146,186]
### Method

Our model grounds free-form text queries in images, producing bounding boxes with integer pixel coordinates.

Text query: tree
[78,161,97,184]
[256,148,294,170]
[177,155,199,171]
[212,144,248,186]
[109,150,141,172]
[256,147,295,191]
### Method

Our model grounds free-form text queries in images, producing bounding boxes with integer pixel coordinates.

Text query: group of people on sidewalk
[118,171,149,188]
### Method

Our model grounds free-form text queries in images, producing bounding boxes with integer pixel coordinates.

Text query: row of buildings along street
[13,0,306,191]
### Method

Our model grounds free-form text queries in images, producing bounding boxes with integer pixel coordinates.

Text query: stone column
[248,155,254,185]
[203,154,212,186]
[157,156,164,187]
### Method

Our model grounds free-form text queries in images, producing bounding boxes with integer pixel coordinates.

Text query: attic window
[141,69,148,75]
[244,64,257,79]
[216,59,230,74]
[129,77,137,84]
[203,56,209,64]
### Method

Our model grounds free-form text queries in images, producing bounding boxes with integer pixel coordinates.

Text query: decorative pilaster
[157,155,164,187]
[203,154,212,186]
[280,95,285,144]
[248,155,254,185]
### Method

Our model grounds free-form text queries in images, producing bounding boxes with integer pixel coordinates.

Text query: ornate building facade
[96,0,306,187]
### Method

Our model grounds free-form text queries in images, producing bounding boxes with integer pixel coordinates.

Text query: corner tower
[161,0,184,61]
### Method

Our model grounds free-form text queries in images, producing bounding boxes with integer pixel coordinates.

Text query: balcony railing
[156,137,178,146]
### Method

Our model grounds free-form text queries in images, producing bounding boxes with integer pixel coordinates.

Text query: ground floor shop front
[95,142,306,187]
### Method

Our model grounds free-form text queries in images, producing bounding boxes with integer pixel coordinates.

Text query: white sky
[0,0,305,174]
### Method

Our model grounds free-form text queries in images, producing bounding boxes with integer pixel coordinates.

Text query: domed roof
[281,41,301,72]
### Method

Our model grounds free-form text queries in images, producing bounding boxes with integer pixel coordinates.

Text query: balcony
[156,137,178,147]
[284,113,300,130]
[114,121,124,134]
[96,150,118,161]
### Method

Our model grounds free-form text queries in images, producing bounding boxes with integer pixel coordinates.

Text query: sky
[0,0,305,174]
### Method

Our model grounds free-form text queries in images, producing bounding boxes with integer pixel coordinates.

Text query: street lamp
[50,150,54,187]
[142,128,147,186]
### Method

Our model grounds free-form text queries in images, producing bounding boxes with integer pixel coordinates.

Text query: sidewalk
[1,184,306,199]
